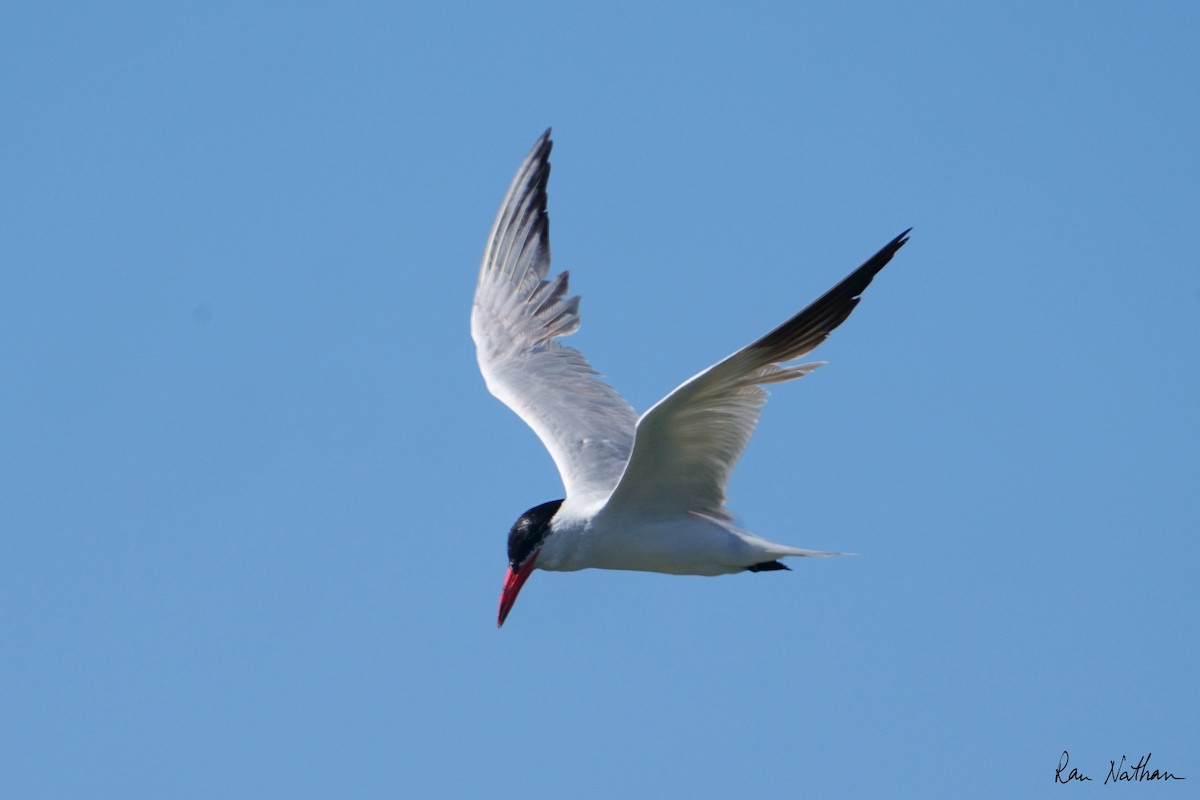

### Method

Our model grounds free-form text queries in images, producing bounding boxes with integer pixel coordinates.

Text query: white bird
[473,130,909,626]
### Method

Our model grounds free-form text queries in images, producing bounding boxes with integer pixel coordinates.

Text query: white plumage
[473,130,909,625]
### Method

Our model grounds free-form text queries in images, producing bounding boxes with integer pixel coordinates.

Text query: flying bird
[472,130,909,627]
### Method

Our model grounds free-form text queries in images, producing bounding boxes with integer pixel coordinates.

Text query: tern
[473,130,909,627]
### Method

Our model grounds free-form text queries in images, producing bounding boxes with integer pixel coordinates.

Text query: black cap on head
[507,499,563,568]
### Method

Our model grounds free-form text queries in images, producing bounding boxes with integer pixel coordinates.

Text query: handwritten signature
[1056,751,1186,784]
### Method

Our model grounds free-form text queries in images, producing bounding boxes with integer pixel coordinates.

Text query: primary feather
[471,130,637,499]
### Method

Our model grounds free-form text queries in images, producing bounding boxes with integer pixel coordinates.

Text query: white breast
[536,499,772,576]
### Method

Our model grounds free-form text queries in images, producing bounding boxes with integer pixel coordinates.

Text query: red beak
[497,555,538,627]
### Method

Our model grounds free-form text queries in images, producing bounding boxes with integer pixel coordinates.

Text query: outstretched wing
[471,130,638,499]
[606,229,911,518]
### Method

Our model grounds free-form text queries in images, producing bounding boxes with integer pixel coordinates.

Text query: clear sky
[2,2,1196,798]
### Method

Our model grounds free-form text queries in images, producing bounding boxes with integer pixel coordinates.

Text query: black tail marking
[746,560,790,572]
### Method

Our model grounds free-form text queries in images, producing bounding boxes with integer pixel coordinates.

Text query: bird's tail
[774,545,849,558]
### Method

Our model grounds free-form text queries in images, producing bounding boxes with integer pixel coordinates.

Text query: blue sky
[2,2,1197,797]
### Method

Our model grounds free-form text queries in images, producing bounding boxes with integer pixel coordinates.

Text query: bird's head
[497,499,563,627]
